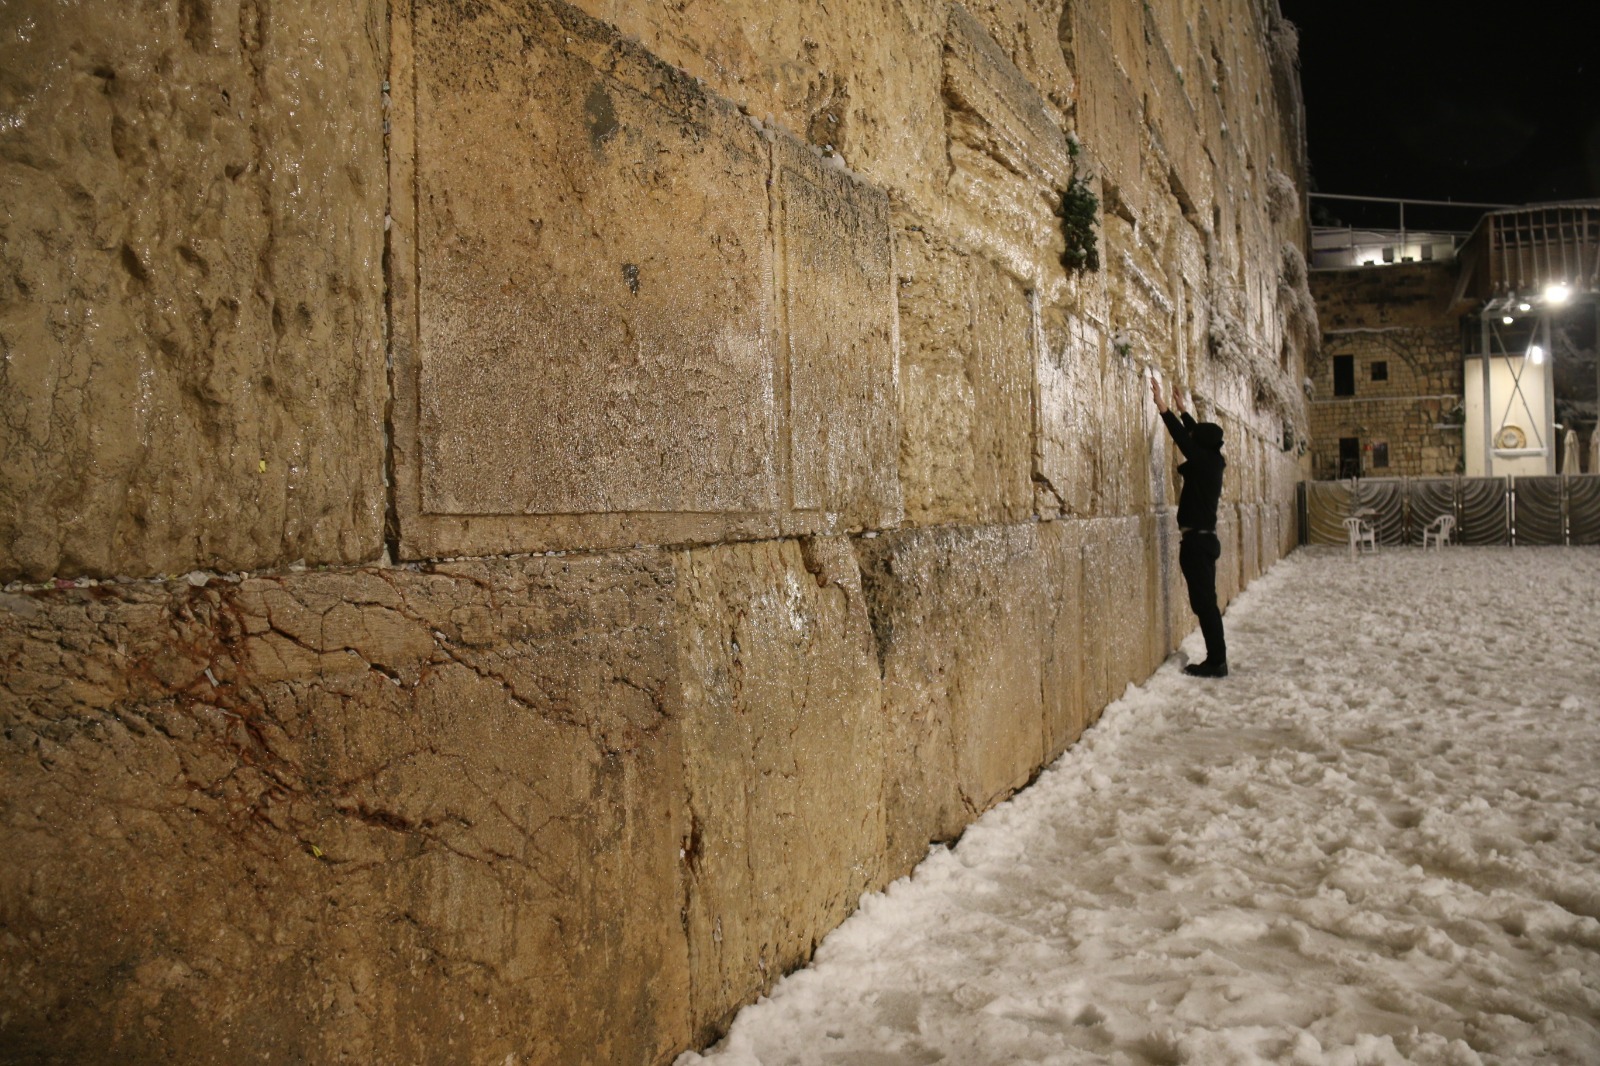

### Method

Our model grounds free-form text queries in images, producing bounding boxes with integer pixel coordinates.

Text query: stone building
[1307,203,1600,482]
[0,1,1311,1061]
[1307,262,1465,479]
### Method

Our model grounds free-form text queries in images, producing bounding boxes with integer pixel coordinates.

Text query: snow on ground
[678,546,1600,1066]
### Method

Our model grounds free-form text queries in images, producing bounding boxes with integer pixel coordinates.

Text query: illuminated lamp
[1544,283,1570,305]
[1529,344,1545,364]
[1517,302,1531,311]
[1502,315,1514,324]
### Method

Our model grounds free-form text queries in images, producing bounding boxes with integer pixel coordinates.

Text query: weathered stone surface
[674,536,885,1041]
[390,0,902,558]
[1104,213,1178,365]
[1040,518,1088,757]
[1036,309,1103,517]
[1,556,691,1064]
[774,140,902,531]
[942,4,1076,296]
[560,0,952,222]
[1,538,901,1063]
[0,0,388,582]
[1216,506,1241,608]
[1081,516,1153,710]
[1155,510,1187,665]
[896,218,1034,525]
[858,525,1046,878]
[394,0,778,557]
[1063,2,1143,197]
[1238,503,1261,586]
[1116,356,1160,518]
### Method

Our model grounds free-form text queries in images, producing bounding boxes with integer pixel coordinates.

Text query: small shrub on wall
[1057,177,1100,273]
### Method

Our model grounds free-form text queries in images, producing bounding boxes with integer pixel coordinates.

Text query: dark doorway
[1339,437,1360,478]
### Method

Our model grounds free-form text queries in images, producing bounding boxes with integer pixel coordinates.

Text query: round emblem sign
[1494,425,1526,450]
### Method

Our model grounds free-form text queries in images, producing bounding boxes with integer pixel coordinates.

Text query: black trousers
[1179,532,1226,664]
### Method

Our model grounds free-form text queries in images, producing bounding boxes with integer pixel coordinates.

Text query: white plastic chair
[1343,516,1377,560]
[1421,514,1455,550]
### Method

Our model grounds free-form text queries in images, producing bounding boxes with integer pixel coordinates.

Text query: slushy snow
[678,546,1600,1066]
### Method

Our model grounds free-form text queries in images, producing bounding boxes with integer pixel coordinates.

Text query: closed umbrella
[1592,431,1599,476]
[1563,428,1580,475]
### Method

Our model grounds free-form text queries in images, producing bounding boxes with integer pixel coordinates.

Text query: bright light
[1545,283,1570,305]
[1502,315,1514,325]
[1529,344,1545,364]
[1518,302,1531,312]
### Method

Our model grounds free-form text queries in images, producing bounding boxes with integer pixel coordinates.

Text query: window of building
[1333,355,1354,396]
[1371,441,1389,469]
[1371,361,1388,382]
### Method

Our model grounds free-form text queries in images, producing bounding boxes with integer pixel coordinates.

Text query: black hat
[1192,422,1224,449]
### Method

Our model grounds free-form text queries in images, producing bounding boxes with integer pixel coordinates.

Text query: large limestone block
[565,0,953,214]
[1216,506,1241,608]
[392,0,777,558]
[1159,511,1188,659]
[857,525,1046,877]
[1096,353,1151,517]
[1238,502,1261,586]
[773,139,902,532]
[1277,493,1300,558]
[1146,511,1179,669]
[1039,518,1087,759]
[1136,6,1211,226]
[895,219,1033,526]
[390,0,900,558]
[942,3,1076,294]
[0,556,691,1064]
[1103,210,1177,368]
[1036,310,1102,517]
[0,0,387,582]
[1080,516,1150,713]
[673,537,885,1041]
[1126,512,1164,685]
[1168,215,1211,381]
[1064,6,1143,194]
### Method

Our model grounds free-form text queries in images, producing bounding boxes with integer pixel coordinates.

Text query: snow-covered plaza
[681,546,1600,1066]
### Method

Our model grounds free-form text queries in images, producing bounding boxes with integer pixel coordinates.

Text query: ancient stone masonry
[1,1,1309,1061]
[0,1,389,582]
[1308,263,1465,478]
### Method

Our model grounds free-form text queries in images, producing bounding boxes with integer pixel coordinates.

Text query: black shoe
[1184,660,1229,678]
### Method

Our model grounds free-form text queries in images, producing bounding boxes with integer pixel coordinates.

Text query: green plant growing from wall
[1057,177,1100,273]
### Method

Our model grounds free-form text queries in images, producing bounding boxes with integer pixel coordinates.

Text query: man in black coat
[1151,376,1228,677]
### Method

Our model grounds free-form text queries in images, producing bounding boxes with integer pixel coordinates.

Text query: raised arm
[1150,374,1168,413]
[1173,388,1196,428]
[1163,410,1196,457]
[1152,375,1196,457]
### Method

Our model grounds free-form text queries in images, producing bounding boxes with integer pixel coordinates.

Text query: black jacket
[1161,410,1225,531]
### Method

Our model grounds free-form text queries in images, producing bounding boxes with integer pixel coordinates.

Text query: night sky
[1278,2,1600,231]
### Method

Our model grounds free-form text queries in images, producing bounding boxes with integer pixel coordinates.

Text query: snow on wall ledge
[0,0,1309,1061]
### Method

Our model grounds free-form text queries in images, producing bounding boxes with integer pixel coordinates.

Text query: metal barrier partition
[1299,476,1600,547]
[1304,481,1354,545]
[1458,478,1511,545]
[1354,478,1406,545]
[1513,477,1565,546]
[1570,476,1600,545]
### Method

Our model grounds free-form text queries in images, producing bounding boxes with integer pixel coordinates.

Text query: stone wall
[1308,263,1465,478]
[1,1,1310,1062]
